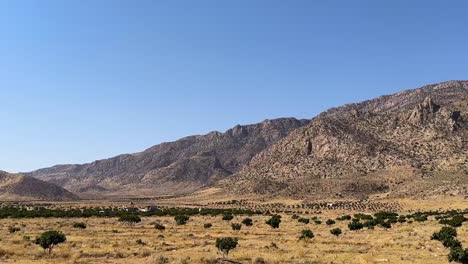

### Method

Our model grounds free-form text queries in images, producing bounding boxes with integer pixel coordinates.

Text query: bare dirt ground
[0,197,466,264]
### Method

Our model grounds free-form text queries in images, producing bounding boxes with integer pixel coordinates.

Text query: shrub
[348,221,364,231]
[299,229,314,240]
[8,227,20,233]
[298,218,310,224]
[414,215,428,222]
[136,239,146,245]
[292,214,300,220]
[34,230,66,254]
[204,223,212,229]
[231,223,241,231]
[326,219,336,225]
[242,218,253,226]
[118,214,141,224]
[380,221,392,229]
[448,247,468,263]
[72,222,87,229]
[174,215,189,225]
[440,215,467,228]
[266,215,281,229]
[337,215,351,221]
[154,223,165,231]
[354,213,373,221]
[215,237,238,257]
[330,228,342,236]
[442,238,462,249]
[314,219,322,225]
[432,227,457,242]
[222,214,234,221]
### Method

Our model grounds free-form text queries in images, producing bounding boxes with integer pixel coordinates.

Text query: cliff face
[27,118,309,197]
[223,81,468,199]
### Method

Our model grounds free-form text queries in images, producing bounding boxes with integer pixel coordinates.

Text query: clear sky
[1,1,467,172]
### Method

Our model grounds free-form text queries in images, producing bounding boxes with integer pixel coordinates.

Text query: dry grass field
[0,198,466,264]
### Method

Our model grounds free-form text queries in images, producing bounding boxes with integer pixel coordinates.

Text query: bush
[326,219,336,225]
[266,215,281,229]
[440,215,467,228]
[8,227,20,233]
[330,228,342,236]
[414,215,428,222]
[136,239,146,245]
[34,230,66,254]
[154,223,165,231]
[380,221,392,229]
[242,218,253,226]
[348,221,364,231]
[299,229,314,240]
[174,215,189,225]
[432,227,457,242]
[448,247,468,263]
[291,214,300,220]
[72,222,87,229]
[216,237,238,257]
[118,214,141,224]
[231,223,241,231]
[336,215,351,221]
[222,214,234,221]
[298,218,310,224]
[314,219,322,225]
[204,223,212,229]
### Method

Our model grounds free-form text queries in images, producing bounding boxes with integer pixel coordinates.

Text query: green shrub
[222,214,234,221]
[440,215,467,228]
[231,223,241,231]
[266,215,281,229]
[432,227,457,241]
[72,222,87,229]
[380,221,392,229]
[336,215,351,221]
[298,218,310,224]
[326,219,336,225]
[330,228,342,236]
[291,214,300,219]
[174,215,189,225]
[118,214,141,224]
[154,223,165,231]
[299,229,314,240]
[448,247,468,263]
[348,221,364,231]
[34,230,66,254]
[215,237,238,257]
[314,219,322,225]
[242,218,253,226]
[204,223,212,229]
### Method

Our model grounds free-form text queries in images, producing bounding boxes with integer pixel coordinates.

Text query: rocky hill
[222,81,468,199]
[0,171,78,201]
[27,118,309,197]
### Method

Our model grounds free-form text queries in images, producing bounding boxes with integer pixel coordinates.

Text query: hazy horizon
[1,1,468,172]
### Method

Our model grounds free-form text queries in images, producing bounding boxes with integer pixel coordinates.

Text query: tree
[330,228,342,237]
[216,237,238,257]
[266,215,281,229]
[326,219,336,225]
[242,218,253,226]
[174,215,189,225]
[118,214,141,224]
[299,229,314,240]
[34,231,66,254]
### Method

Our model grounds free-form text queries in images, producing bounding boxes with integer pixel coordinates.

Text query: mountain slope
[223,81,468,199]
[0,171,78,201]
[27,118,309,197]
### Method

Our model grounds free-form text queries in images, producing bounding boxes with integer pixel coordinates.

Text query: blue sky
[1,1,467,172]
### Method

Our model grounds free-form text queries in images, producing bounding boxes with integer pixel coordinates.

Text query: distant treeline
[0,206,262,219]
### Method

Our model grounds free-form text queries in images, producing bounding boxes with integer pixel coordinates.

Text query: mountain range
[1,80,467,200]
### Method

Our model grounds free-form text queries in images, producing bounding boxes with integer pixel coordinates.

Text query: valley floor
[0,197,466,264]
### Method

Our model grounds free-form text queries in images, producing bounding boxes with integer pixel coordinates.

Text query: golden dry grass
[0,207,466,264]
